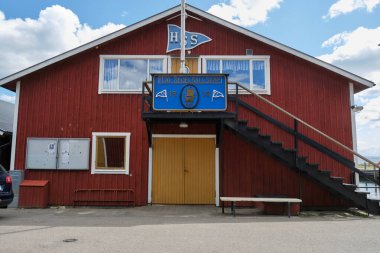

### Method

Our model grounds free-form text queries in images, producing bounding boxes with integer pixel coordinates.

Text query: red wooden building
[1,4,379,213]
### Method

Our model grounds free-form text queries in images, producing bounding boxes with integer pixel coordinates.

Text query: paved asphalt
[1,205,380,253]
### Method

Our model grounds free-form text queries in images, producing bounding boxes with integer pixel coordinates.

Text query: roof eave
[0,5,182,87]
[186,5,375,89]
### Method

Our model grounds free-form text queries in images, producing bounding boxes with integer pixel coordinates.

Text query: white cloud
[356,94,380,126]
[319,26,380,84]
[208,0,282,26]
[0,5,125,78]
[318,26,380,155]
[0,94,15,103]
[324,0,380,19]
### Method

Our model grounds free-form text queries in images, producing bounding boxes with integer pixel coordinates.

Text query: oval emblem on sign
[180,84,199,109]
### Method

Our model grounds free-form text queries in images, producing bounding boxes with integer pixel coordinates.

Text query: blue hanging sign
[153,74,227,111]
[167,24,212,52]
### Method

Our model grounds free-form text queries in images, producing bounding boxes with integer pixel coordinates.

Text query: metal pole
[180,0,186,73]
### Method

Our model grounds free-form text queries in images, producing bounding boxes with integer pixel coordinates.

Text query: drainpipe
[349,82,359,185]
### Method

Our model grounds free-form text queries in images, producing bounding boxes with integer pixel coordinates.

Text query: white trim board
[10,81,20,171]
[349,82,359,185]
[215,147,220,206]
[147,147,153,203]
[0,4,375,89]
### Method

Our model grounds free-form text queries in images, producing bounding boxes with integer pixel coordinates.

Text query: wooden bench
[220,197,302,217]
[74,189,134,207]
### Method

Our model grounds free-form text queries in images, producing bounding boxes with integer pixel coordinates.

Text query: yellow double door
[152,137,215,204]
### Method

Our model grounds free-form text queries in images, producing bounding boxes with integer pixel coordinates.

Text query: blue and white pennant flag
[155,89,168,102]
[167,24,212,52]
[212,89,224,101]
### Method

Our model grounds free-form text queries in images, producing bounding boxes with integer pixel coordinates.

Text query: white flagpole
[180,0,186,73]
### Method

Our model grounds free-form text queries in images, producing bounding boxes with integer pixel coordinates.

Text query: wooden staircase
[224,117,380,214]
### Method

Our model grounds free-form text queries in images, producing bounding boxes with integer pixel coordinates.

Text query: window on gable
[99,56,167,93]
[203,56,270,94]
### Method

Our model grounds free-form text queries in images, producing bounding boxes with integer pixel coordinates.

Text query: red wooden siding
[13,10,354,207]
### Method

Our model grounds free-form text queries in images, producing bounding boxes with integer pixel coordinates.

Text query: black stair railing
[228,82,380,189]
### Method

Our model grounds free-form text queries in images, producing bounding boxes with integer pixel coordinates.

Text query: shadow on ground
[0,205,372,227]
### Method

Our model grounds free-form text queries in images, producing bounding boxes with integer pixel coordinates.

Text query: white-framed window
[201,55,271,94]
[91,132,131,175]
[98,55,168,94]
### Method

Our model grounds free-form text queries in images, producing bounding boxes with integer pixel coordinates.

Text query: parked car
[0,164,13,208]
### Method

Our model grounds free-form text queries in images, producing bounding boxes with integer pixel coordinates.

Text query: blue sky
[0,0,379,156]
[0,0,378,56]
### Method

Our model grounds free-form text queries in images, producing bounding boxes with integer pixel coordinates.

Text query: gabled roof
[0,4,375,89]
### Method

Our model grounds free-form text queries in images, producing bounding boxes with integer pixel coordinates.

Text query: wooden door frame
[148,134,219,206]
[168,56,202,73]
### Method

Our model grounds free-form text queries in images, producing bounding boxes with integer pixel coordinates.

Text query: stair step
[270,142,284,152]
[283,148,296,154]
[306,163,319,170]
[330,176,344,183]
[355,190,370,195]
[343,183,357,190]
[331,176,344,180]
[296,156,308,166]
[237,120,248,126]
[259,134,271,141]
[319,170,332,176]
[271,141,283,147]
[246,127,259,133]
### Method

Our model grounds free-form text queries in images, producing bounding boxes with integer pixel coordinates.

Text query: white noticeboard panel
[26,138,58,169]
[57,139,90,170]
[26,138,90,170]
